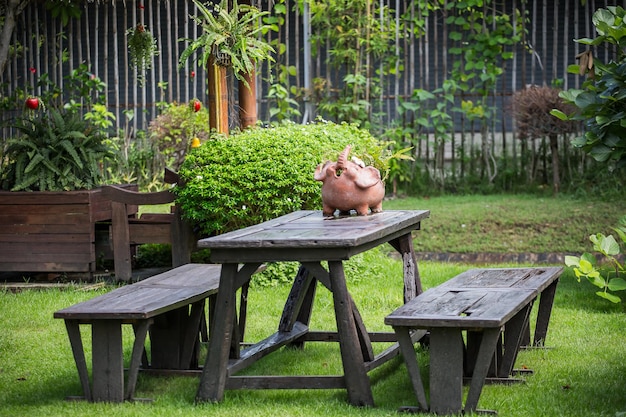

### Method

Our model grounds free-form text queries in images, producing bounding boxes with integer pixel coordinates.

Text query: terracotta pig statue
[314,145,385,217]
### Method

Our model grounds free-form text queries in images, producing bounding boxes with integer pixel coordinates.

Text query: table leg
[389,233,422,301]
[64,320,92,401]
[328,260,374,407]
[196,263,239,403]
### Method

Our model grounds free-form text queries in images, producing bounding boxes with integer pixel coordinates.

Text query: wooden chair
[101,169,195,282]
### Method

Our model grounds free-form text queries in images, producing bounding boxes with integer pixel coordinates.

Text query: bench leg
[126,320,151,400]
[499,303,532,378]
[64,320,92,401]
[464,328,501,413]
[430,328,464,414]
[92,320,124,402]
[532,280,559,346]
[394,327,428,411]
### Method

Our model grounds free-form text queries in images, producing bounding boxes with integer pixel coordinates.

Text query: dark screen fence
[1,0,617,191]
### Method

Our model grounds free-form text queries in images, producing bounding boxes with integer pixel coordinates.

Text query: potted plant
[178,0,274,88]
[178,0,275,132]
[0,67,133,276]
[127,23,159,86]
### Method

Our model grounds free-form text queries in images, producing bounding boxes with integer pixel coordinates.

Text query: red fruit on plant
[193,100,201,112]
[25,97,39,110]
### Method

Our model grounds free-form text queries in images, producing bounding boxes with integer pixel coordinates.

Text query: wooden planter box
[0,186,135,275]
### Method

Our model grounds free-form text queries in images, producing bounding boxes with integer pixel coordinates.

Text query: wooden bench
[384,267,563,415]
[54,263,224,402]
[101,168,195,282]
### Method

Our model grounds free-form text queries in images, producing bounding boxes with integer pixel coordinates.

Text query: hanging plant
[178,0,275,89]
[127,23,158,86]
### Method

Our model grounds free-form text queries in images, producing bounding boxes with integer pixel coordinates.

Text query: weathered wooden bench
[54,263,225,402]
[385,267,563,415]
[101,168,195,282]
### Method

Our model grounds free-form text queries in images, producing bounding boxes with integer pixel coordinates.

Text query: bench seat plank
[54,264,221,320]
[437,267,562,293]
[384,287,536,329]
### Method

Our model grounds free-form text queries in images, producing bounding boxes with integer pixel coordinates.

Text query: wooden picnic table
[195,209,430,407]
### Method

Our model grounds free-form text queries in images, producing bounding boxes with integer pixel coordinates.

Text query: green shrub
[175,120,389,236]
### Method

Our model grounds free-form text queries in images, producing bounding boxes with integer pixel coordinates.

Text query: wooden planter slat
[0,185,136,274]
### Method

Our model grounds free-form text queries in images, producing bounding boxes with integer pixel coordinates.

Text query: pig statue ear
[355,166,382,189]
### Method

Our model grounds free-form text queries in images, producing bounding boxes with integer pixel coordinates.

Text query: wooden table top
[197,210,430,263]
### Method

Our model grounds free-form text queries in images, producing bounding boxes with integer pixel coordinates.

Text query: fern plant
[1,108,112,191]
[178,0,275,88]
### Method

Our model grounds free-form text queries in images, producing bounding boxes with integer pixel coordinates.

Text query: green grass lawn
[2,194,626,416]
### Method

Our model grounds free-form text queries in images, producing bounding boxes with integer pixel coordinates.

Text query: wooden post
[207,56,229,135]
[238,69,257,129]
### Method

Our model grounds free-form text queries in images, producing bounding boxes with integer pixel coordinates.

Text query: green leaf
[608,278,626,291]
[588,273,606,288]
[599,234,621,256]
[578,258,596,274]
[550,109,569,120]
[596,291,622,303]
[564,255,580,267]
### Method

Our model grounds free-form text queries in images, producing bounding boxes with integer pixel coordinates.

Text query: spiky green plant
[1,108,112,191]
[178,0,275,88]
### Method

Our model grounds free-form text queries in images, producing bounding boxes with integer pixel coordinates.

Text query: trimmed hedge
[175,120,388,236]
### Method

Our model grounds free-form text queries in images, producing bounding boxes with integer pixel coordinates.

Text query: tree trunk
[0,0,31,76]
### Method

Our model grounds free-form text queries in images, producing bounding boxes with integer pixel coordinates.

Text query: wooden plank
[54,264,222,320]
[384,288,536,328]
[328,260,374,407]
[393,328,428,411]
[65,320,92,401]
[0,203,92,215]
[128,223,171,244]
[1,241,93,254]
[197,263,239,403]
[198,210,430,251]
[439,267,563,293]
[225,375,346,390]
[0,262,95,272]
[429,328,464,414]
[92,320,124,402]
[227,321,309,375]
[0,223,92,234]
[0,232,92,243]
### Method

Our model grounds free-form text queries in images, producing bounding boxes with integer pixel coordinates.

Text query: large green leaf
[608,278,626,291]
